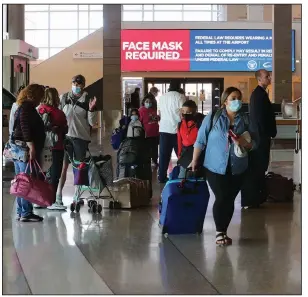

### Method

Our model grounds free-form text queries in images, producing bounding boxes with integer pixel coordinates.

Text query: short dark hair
[169,79,181,92]
[150,86,158,93]
[135,87,140,92]
[130,108,139,116]
[220,87,242,105]
[72,74,86,85]
[182,99,197,109]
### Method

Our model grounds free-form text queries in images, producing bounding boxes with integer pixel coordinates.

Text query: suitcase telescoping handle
[295,126,300,153]
[178,167,198,188]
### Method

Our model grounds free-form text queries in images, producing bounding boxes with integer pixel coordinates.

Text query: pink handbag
[10,160,55,207]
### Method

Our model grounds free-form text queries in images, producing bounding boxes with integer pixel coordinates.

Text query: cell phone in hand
[228,130,239,140]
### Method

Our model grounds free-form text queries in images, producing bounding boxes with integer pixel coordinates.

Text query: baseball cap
[72,74,86,85]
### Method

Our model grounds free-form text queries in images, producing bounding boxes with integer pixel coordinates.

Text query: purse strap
[25,160,47,180]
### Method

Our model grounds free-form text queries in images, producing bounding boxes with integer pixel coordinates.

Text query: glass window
[89,5,104,10]
[25,12,49,29]
[79,5,88,10]
[144,5,153,10]
[79,12,89,29]
[89,29,96,34]
[123,5,142,10]
[154,5,182,10]
[184,11,212,21]
[50,12,78,29]
[2,88,16,109]
[25,5,49,11]
[183,5,212,10]
[25,30,49,47]
[49,48,65,57]
[38,48,49,59]
[50,5,78,11]
[143,11,153,21]
[122,11,142,21]
[212,12,218,21]
[154,11,182,21]
[78,30,89,40]
[50,30,78,47]
[89,11,103,29]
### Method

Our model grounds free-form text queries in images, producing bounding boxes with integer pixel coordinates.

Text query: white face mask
[227,99,242,113]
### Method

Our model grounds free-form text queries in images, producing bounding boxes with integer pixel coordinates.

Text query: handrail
[293,96,302,103]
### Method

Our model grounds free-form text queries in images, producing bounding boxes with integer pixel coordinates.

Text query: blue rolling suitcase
[159,170,210,236]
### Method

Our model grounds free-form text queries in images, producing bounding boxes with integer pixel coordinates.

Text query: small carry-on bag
[265,172,294,203]
[159,168,210,236]
[293,126,301,191]
[10,160,55,207]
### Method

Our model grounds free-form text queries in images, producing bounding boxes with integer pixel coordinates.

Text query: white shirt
[9,102,18,135]
[158,91,186,134]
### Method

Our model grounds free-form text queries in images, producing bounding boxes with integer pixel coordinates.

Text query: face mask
[182,114,194,122]
[131,115,138,121]
[72,85,81,94]
[145,102,152,109]
[228,99,242,113]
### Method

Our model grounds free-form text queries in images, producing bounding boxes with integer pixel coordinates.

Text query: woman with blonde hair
[10,83,46,222]
[37,87,68,210]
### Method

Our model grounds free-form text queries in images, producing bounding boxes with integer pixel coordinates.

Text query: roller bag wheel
[159,169,210,235]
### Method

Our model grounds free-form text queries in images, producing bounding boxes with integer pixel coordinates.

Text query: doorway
[144,78,224,114]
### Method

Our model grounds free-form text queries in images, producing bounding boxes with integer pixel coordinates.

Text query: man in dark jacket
[241,69,277,208]
[130,88,141,109]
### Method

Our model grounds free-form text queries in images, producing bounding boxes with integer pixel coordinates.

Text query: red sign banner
[121,30,190,72]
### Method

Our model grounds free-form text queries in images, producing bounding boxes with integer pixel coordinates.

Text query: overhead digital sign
[121,29,295,72]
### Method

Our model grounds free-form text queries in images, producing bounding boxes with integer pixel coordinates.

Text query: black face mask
[182,114,194,122]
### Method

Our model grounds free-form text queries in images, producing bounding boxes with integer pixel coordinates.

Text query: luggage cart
[64,139,121,213]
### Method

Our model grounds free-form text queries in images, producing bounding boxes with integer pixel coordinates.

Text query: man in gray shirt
[48,74,97,210]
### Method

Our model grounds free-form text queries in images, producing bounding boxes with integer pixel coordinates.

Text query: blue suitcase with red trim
[159,172,210,236]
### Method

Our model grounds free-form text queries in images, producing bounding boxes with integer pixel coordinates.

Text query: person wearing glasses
[48,75,97,210]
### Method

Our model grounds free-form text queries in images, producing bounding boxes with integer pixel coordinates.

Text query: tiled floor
[2,139,302,295]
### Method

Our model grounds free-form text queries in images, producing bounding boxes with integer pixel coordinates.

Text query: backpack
[38,107,58,148]
[111,116,130,150]
[61,92,93,134]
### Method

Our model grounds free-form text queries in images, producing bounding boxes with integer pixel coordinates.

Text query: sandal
[216,233,232,246]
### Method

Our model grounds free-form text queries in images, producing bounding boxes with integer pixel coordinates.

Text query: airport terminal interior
[2,3,302,295]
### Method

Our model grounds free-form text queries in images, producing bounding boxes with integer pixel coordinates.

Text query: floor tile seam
[145,210,221,294]
[59,213,115,295]
[9,202,33,295]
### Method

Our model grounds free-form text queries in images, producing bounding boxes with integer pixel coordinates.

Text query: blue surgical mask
[228,99,242,113]
[145,102,152,109]
[72,85,81,94]
[131,115,138,121]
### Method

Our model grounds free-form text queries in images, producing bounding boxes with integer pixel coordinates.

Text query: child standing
[177,100,204,178]
[139,98,160,167]
[127,108,144,138]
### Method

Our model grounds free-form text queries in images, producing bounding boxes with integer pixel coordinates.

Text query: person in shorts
[48,75,97,210]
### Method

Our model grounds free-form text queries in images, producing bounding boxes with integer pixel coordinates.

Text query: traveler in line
[50,75,97,210]
[11,84,46,222]
[191,87,256,246]
[177,100,204,178]
[142,87,158,110]
[127,108,144,138]
[130,87,141,109]
[139,97,160,167]
[241,69,277,208]
[158,79,186,183]
[37,88,68,210]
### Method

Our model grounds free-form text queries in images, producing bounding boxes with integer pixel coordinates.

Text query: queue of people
[9,70,276,247]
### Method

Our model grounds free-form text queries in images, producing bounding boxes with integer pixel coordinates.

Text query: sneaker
[33,203,46,209]
[16,215,21,221]
[20,213,44,222]
[47,202,67,210]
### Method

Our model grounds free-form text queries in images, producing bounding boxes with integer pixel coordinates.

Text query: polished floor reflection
[3,153,301,294]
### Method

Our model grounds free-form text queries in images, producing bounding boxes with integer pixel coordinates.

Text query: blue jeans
[159,133,178,182]
[14,161,33,217]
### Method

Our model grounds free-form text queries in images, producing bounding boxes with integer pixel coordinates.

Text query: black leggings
[49,150,64,191]
[206,168,245,233]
